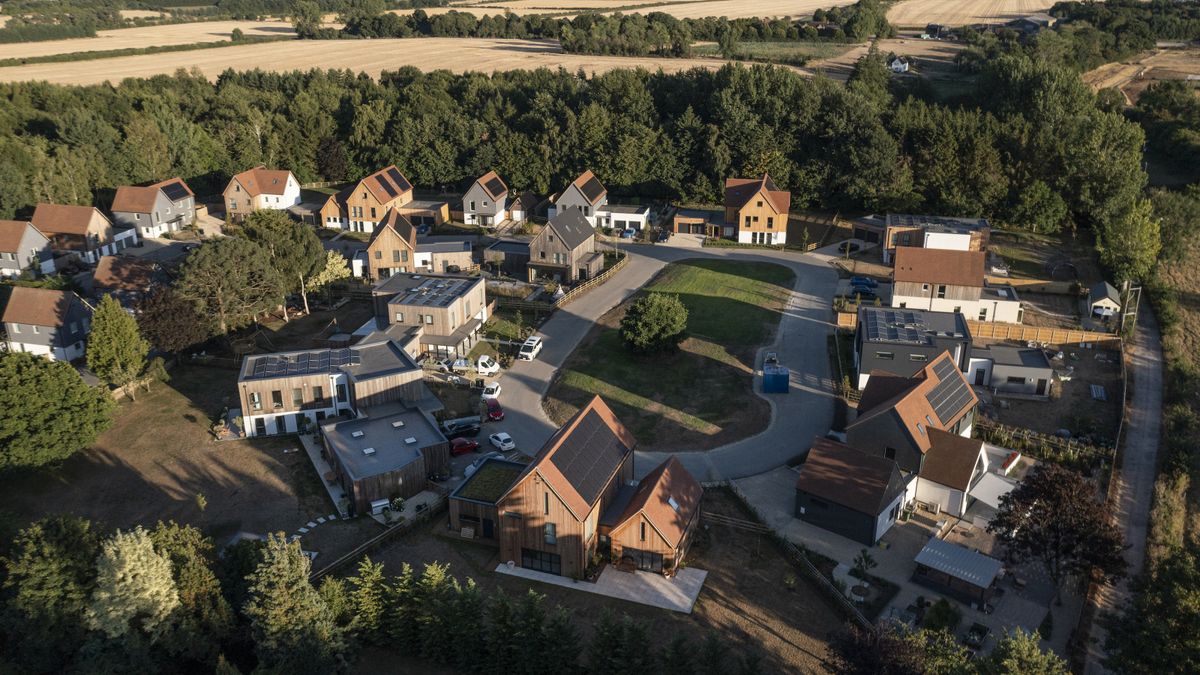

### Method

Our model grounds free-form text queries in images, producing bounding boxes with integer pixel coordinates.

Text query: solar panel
[386,167,410,191]
[484,176,506,197]
[927,358,974,425]
[159,181,189,201]
[376,177,399,200]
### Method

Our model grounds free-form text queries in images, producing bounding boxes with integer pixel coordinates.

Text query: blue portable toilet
[763,364,790,394]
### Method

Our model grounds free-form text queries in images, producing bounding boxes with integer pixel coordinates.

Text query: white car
[465,451,503,478]
[480,382,502,400]
[476,354,500,376]
[488,433,515,452]
[519,336,543,361]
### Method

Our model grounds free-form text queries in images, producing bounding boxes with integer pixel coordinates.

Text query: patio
[494,563,708,614]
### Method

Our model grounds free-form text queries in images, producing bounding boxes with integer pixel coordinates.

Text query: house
[1088,281,1122,319]
[891,247,1023,323]
[496,396,636,579]
[725,173,791,245]
[31,203,137,264]
[0,220,55,277]
[846,351,978,474]
[888,55,910,73]
[1,286,92,361]
[463,171,508,227]
[236,337,425,438]
[90,255,163,309]
[110,177,195,239]
[371,273,489,357]
[363,209,417,281]
[449,457,528,542]
[527,208,603,283]
[882,214,990,264]
[415,241,473,274]
[320,166,449,234]
[671,208,728,239]
[599,204,652,232]
[855,307,972,389]
[1005,13,1055,35]
[794,437,911,545]
[913,536,1002,604]
[222,166,301,222]
[483,239,530,278]
[967,344,1054,397]
[319,402,449,515]
[549,170,608,226]
[508,190,541,224]
[914,429,989,518]
[598,456,702,575]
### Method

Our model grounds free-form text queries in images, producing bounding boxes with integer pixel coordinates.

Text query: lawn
[694,40,853,66]
[544,258,795,451]
[989,230,1103,283]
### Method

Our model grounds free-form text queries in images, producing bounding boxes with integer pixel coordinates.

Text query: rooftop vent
[391,420,405,428]
[404,437,417,445]
[351,430,365,439]
[362,447,376,456]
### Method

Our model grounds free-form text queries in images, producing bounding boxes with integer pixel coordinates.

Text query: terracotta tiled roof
[795,437,907,515]
[110,186,160,214]
[31,203,106,237]
[1,286,83,328]
[92,255,159,292]
[368,209,416,250]
[851,351,978,455]
[724,173,791,214]
[0,220,39,252]
[893,247,985,287]
[611,456,702,548]
[151,177,193,199]
[919,429,983,491]
[229,166,294,197]
[476,170,508,201]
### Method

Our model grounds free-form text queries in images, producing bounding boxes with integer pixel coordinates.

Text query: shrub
[619,293,688,354]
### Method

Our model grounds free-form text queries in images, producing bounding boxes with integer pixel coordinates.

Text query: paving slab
[494,563,707,613]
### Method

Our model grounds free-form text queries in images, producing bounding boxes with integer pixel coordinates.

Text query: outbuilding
[1088,281,1122,318]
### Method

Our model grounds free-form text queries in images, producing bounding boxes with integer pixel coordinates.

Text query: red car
[450,437,480,456]
[486,398,505,422]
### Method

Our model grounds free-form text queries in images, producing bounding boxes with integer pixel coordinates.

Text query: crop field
[809,36,965,81]
[887,0,1054,27]
[617,0,854,19]
[0,19,295,61]
[1083,48,1200,105]
[0,37,737,85]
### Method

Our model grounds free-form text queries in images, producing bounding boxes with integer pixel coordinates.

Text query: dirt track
[1082,49,1200,105]
[887,0,1053,27]
[0,20,295,60]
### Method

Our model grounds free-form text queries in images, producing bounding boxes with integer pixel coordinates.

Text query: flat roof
[375,274,480,308]
[321,403,445,481]
[407,199,448,209]
[451,458,526,504]
[859,307,969,346]
[973,345,1051,369]
[601,204,650,215]
[981,284,1019,301]
[886,213,989,233]
[674,207,724,223]
[239,338,419,382]
[416,241,471,254]
[915,536,1003,589]
[486,239,529,254]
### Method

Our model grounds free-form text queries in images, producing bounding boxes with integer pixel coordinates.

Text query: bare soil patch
[1083,48,1200,105]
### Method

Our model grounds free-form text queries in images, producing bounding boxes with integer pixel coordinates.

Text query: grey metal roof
[486,239,529,254]
[416,241,471,254]
[321,403,444,481]
[886,213,989,233]
[546,208,596,251]
[914,536,1003,589]
[600,204,650,215]
[550,409,630,507]
[376,274,481,308]
[674,208,723,223]
[981,284,1019,301]
[1090,281,1120,305]
[974,345,1051,369]
[860,307,969,346]
[599,483,638,527]
[927,358,975,426]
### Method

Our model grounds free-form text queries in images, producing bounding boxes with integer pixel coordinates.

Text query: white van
[518,336,543,361]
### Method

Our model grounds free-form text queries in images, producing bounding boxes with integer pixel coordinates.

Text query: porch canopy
[914,536,1003,590]
[969,472,1018,510]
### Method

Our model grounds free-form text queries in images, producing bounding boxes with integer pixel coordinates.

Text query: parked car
[485,398,505,422]
[518,336,543,361]
[465,451,503,478]
[428,357,454,372]
[476,354,500,376]
[480,382,502,400]
[848,291,878,303]
[416,224,431,235]
[443,420,481,439]
[450,437,480,456]
[850,283,876,296]
[850,276,878,288]
[488,433,515,452]
[620,228,636,239]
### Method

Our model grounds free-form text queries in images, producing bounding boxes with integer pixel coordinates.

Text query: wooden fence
[495,254,630,314]
[986,276,1077,295]
[310,494,448,583]
[300,180,341,189]
[966,321,1121,348]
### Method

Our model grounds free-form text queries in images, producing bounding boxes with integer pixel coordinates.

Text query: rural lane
[492,241,840,482]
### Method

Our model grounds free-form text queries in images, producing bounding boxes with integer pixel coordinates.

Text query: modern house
[527,208,603,283]
[319,402,449,515]
[1088,281,1122,319]
[724,173,791,245]
[222,166,301,222]
[508,190,541,224]
[320,165,448,233]
[236,337,425,438]
[671,208,727,239]
[449,457,528,542]
[891,247,1023,323]
[110,177,196,239]
[363,209,417,281]
[598,455,702,575]
[881,214,990,264]
[913,429,990,518]
[967,344,1054,397]
[1,286,92,361]
[371,273,489,357]
[549,170,608,226]
[31,204,137,264]
[602,204,652,232]
[846,351,979,474]
[855,307,972,389]
[0,220,55,277]
[484,239,530,278]
[463,171,508,227]
[90,256,163,309]
[414,241,473,274]
[794,437,911,545]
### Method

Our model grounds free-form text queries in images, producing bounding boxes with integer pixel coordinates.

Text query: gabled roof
[893,247,985,287]
[475,170,508,201]
[1090,281,1121,306]
[229,166,294,197]
[152,177,193,201]
[110,186,161,214]
[0,220,44,252]
[501,396,635,520]
[544,208,596,251]
[31,203,108,237]
[92,256,160,292]
[919,429,983,491]
[724,174,791,214]
[367,209,416,251]
[360,165,413,204]
[1,286,85,328]
[795,437,907,516]
[609,457,702,548]
[568,170,606,205]
[513,190,541,213]
[851,351,978,455]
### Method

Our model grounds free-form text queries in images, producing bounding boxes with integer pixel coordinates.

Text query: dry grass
[887,0,1054,27]
[119,9,167,20]
[0,19,295,61]
[1083,48,1200,105]
[809,36,965,82]
[0,36,739,84]
[615,0,854,20]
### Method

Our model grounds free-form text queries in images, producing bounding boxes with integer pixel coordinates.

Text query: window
[401,250,408,262]
[393,250,400,263]
[916,423,926,435]
[921,284,930,292]
[752,215,759,223]
[1006,376,1025,385]
[469,201,476,211]
[336,384,348,402]
[543,492,549,515]
[889,504,900,521]
[374,250,382,259]
[540,251,546,260]
[250,392,262,410]
[521,548,561,575]
[767,217,774,229]
[423,315,433,325]
[978,308,988,320]
[936,285,948,299]
[548,234,554,243]
[271,390,283,408]
[909,354,927,362]
[313,386,323,401]
[292,388,303,406]
[744,216,751,227]
[371,207,376,218]
[876,351,895,360]
[885,447,897,460]
[640,522,646,541]
[757,200,763,208]
[544,523,557,545]
[31,325,38,334]
[394,312,404,322]
[953,306,961,313]
[810,498,828,509]
[135,213,141,220]
[583,206,590,217]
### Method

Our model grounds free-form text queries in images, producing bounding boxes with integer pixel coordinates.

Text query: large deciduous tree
[620,293,688,355]
[987,464,1127,601]
[176,238,282,335]
[1105,540,1200,673]
[1098,198,1162,282]
[87,295,150,399]
[0,351,114,470]
[136,287,211,354]
[237,210,325,316]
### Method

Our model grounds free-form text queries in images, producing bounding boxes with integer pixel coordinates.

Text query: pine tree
[386,562,419,653]
[512,590,547,672]
[88,526,180,641]
[586,610,626,672]
[660,634,694,674]
[484,591,519,670]
[539,607,582,674]
[149,521,234,666]
[87,294,150,399]
[450,579,486,674]
[415,562,456,661]
[620,616,656,670]
[318,576,357,630]
[697,631,730,675]
[349,557,389,645]
[987,629,1068,674]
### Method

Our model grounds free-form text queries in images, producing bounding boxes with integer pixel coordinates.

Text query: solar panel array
[484,176,506,197]
[579,176,605,203]
[160,181,190,201]
[863,309,928,345]
[386,167,411,191]
[249,348,360,379]
[926,357,973,425]
[376,176,398,199]
[550,410,630,506]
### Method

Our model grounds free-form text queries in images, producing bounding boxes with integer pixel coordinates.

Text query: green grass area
[544,259,794,451]
[456,462,523,502]
[694,41,853,66]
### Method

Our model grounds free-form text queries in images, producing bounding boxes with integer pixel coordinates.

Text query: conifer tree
[349,557,389,645]
[88,526,180,641]
[87,294,150,399]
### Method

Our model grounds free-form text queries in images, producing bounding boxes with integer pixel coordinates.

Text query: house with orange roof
[598,455,702,576]
[319,165,448,234]
[1,286,92,361]
[222,166,300,222]
[462,170,508,227]
[549,170,608,227]
[111,177,195,239]
[725,173,791,245]
[891,246,1023,323]
[31,203,135,264]
[0,220,55,277]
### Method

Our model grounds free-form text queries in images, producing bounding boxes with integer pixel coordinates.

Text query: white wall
[873,490,907,542]
[923,231,972,251]
[967,357,992,386]
[915,478,966,518]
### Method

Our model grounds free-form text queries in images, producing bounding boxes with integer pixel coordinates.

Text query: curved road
[492,241,840,481]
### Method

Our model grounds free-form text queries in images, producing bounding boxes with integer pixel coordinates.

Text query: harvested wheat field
[118,9,167,20]
[613,0,856,20]
[386,5,564,17]
[0,20,295,61]
[1083,48,1200,105]
[887,0,1053,27]
[491,0,636,8]
[807,36,964,81]
[0,37,758,85]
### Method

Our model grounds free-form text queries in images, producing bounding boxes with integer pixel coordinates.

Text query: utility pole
[1119,280,1141,336]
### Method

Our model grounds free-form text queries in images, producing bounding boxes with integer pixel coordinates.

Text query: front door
[974,369,986,386]
[1036,379,1048,395]
[483,518,494,539]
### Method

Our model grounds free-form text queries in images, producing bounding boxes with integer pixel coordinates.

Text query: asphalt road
[490,241,840,482]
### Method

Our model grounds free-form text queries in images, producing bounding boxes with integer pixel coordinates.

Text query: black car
[442,421,481,439]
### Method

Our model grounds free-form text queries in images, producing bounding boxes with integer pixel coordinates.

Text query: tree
[242,533,348,674]
[291,0,323,38]
[586,610,626,672]
[853,548,877,580]
[176,237,282,335]
[697,631,731,675]
[349,557,389,645]
[829,622,968,675]
[1105,541,1200,673]
[148,521,234,665]
[541,606,581,672]
[484,590,519,670]
[660,634,694,673]
[87,295,150,399]
[987,464,1127,602]
[306,250,352,305]
[136,288,210,353]
[237,210,325,316]
[984,629,1067,674]
[1098,198,1162,282]
[88,527,180,641]
[1150,185,1200,264]
[0,351,114,470]
[619,293,688,354]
